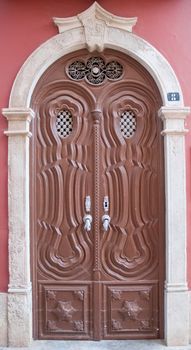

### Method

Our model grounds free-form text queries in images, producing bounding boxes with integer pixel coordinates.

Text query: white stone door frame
[2,2,190,347]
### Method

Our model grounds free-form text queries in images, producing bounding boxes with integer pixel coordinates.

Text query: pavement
[1,340,191,350]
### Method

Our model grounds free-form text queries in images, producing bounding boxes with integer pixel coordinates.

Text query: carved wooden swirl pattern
[34,84,95,281]
[31,49,164,340]
[99,85,161,280]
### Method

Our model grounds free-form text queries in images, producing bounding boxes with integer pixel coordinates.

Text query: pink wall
[0,0,191,291]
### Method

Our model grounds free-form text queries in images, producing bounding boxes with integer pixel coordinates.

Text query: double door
[31,50,164,340]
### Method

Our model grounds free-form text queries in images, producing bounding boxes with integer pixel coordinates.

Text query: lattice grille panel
[55,110,73,138]
[120,110,136,138]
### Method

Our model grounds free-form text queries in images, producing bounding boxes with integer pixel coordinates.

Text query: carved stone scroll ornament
[53,2,137,52]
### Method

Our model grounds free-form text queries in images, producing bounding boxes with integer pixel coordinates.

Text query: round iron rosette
[68,61,86,80]
[105,61,123,80]
[86,57,106,84]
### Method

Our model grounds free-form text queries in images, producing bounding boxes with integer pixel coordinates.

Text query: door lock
[103,196,109,212]
[102,196,110,231]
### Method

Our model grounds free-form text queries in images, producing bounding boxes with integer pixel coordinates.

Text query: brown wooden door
[31,49,164,340]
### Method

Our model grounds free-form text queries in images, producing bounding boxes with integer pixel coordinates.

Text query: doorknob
[102,196,111,231]
[83,196,92,232]
[102,214,110,231]
[83,214,92,232]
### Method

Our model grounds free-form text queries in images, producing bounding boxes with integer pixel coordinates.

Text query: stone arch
[9,25,183,108]
[2,2,190,347]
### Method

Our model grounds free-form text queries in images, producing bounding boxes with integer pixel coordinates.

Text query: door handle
[102,214,111,231]
[102,196,110,231]
[83,214,93,231]
[83,196,92,232]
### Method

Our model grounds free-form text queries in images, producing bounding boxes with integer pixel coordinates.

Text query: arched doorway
[31,49,164,340]
[2,3,190,347]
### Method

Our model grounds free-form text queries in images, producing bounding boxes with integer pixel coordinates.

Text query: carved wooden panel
[34,83,95,282]
[103,284,158,339]
[99,85,162,281]
[31,49,164,340]
[39,283,91,339]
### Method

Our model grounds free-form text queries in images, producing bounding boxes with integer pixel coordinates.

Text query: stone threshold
[1,340,191,350]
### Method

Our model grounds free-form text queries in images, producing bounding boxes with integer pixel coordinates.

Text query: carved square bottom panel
[103,283,158,339]
[38,283,91,339]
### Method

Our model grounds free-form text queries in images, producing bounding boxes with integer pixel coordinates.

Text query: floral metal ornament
[68,57,123,85]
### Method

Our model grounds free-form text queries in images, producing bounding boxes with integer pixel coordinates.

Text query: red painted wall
[0,0,191,291]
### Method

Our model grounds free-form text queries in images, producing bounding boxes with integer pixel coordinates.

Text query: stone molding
[3,108,35,138]
[158,106,190,346]
[53,2,137,52]
[190,292,191,343]
[1,2,190,347]
[0,293,8,346]
[2,108,34,347]
[8,4,183,108]
[165,282,188,292]
[159,107,190,136]
[159,106,191,119]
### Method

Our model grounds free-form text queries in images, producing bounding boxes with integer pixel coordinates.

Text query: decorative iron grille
[120,110,136,138]
[55,110,73,138]
[68,57,123,84]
